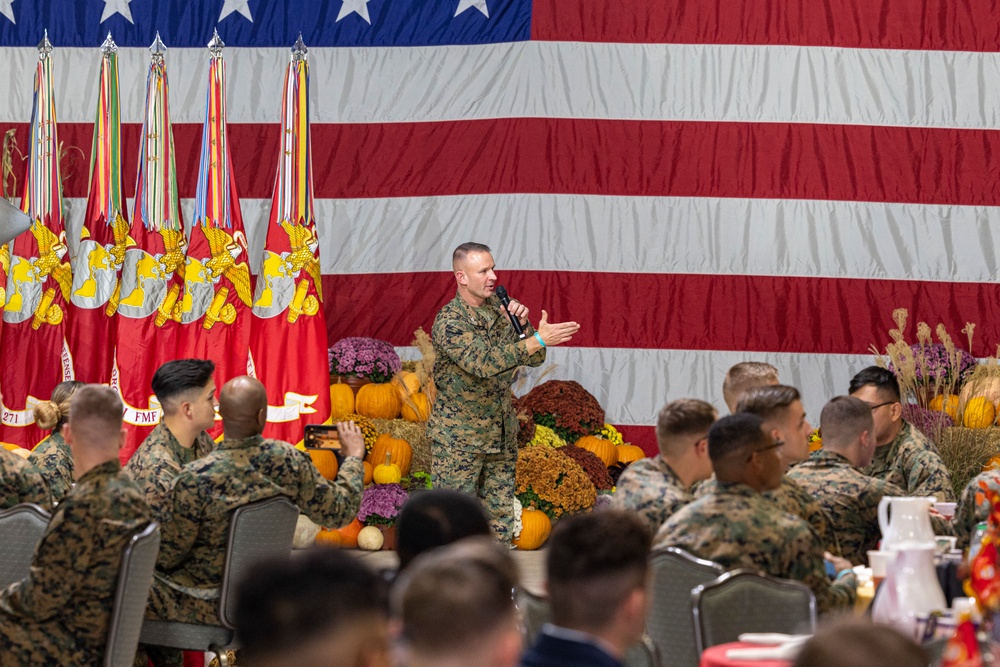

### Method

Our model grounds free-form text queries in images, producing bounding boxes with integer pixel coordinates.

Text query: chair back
[218,496,299,628]
[104,523,161,667]
[647,547,724,667]
[0,503,50,588]
[692,570,816,654]
[514,587,552,648]
[623,634,660,667]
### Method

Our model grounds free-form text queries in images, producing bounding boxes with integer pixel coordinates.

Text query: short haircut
[545,510,651,630]
[234,548,389,661]
[395,489,493,571]
[655,398,716,456]
[848,366,901,403]
[395,538,517,656]
[819,396,874,449]
[736,384,801,421]
[34,380,85,431]
[68,385,123,446]
[452,242,492,266]
[707,413,769,463]
[792,618,927,667]
[151,359,215,412]
[723,362,779,408]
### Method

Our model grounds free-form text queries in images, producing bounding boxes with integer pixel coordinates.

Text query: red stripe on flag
[8,120,1000,205]
[615,425,657,458]
[322,271,1000,357]
[531,0,1000,52]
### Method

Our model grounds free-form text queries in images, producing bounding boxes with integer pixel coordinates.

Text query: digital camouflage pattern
[428,292,545,541]
[0,459,151,665]
[146,435,363,625]
[611,455,695,534]
[0,448,50,510]
[27,430,73,503]
[124,423,215,519]
[953,468,1000,550]
[654,481,856,614]
[862,420,955,502]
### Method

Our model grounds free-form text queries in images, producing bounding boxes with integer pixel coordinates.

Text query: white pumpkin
[357,525,385,551]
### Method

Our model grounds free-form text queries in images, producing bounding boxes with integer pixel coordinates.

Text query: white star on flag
[0,0,14,24]
[219,0,253,22]
[100,0,134,24]
[455,0,489,18]
[336,0,372,24]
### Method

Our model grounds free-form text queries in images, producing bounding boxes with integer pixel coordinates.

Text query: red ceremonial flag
[0,33,74,449]
[941,614,983,667]
[113,33,184,462]
[177,31,252,434]
[248,36,330,445]
[67,33,127,384]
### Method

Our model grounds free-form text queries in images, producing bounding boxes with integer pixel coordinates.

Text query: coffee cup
[867,550,896,588]
[934,502,957,519]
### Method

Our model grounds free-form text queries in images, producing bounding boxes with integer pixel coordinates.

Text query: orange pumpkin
[307,448,340,480]
[513,508,552,550]
[355,382,402,420]
[329,383,356,418]
[366,433,413,477]
[576,435,618,467]
[616,444,646,465]
[401,392,431,422]
[392,370,422,398]
[314,529,344,548]
[331,518,364,549]
[363,460,374,485]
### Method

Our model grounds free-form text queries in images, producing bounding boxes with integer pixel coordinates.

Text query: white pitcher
[877,496,936,551]
[872,544,947,638]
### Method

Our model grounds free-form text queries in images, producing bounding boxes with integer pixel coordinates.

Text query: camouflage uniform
[953,469,1000,550]
[610,455,694,534]
[697,474,839,554]
[0,448,50,510]
[862,420,955,501]
[28,431,73,504]
[124,423,215,519]
[427,292,545,542]
[654,481,855,614]
[0,459,151,665]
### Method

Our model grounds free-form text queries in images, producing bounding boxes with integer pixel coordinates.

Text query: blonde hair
[722,362,779,412]
[33,381,85,431]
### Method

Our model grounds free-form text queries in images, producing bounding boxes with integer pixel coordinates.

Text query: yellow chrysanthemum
[341,413,380,452]
[528,424,567,448]
[599,423,624,446]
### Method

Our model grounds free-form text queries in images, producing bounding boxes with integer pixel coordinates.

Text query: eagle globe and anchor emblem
[4,220,71,329]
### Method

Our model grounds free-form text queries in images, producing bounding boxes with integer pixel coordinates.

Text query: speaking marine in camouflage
[612,398,716,533]
[655,414,856,614]
[428,242,579,542]
[849,366,955,501]
[0,447,50,510]
[0,385,151,666]
[125,359,217,518]
[28,380,84,503]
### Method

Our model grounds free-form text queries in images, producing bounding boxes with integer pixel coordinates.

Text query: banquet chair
[646,547,724,667]
[691,569,816,654]
[139,496,299,667]
[514,586,551,648]
[104,522,161,667]
[0,503,50,588]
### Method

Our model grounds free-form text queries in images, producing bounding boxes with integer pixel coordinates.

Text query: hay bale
[372,418,432,475]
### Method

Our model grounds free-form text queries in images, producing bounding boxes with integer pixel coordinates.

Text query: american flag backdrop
[3,0,1000,452]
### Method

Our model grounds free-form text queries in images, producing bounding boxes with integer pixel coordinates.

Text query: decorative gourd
[329,383,356,418]
[337,518,364,548]
[963,396,996,429]
[401,392,431,422]
[576,435,618,467]
[307,448,339,480]
[314,529,344,548]
[357,526,385,551]
[512,508,552,550]
[355,382,402,420]
[392,370,422,398]
[616,444,646,465]
[960,377,1000,409]
[363,460,374,485]
[373,452,402,484]
[928,393,960,420]
[367,433,413,477]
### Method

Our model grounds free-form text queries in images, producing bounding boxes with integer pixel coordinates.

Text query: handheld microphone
[494,285,526,339]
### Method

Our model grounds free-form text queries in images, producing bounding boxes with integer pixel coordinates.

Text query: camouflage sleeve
[295,453,364,529]
[521,322,547,368]
[18,464,52,511]
[953,478,981,550]
[156,473,202,570]
[796,487,840,557]
[0,502,91,621]
[906,450,956,502]
[434,316,532,379]
[785,525,856,614]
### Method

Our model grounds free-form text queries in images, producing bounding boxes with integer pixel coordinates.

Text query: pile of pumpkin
[929,376,1000,429]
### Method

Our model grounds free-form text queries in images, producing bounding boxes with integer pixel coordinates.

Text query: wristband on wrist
[533,332,547,348]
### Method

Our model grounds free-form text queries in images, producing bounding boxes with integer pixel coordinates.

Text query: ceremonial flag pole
[113,33,185,462]
[249,35,331,445]
[178,29,253,437]
[0,31,74,448]
[67,32,128,384]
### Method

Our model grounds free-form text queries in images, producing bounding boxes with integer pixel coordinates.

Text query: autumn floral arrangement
[358,483,409,526]
[558,445,614,492]
[528,424,567,448]
[328,337,402,384]
[518,380,605,443]
[515,446,596,518]
[339,413,380,453]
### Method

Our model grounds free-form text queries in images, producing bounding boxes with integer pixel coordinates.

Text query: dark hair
[151,359,216,409]
[792,619,926,667]
[452,242,492,265]
[848,366,901,402]
[707,413,769,463]
[655,398,716,455]
[736,385,801,421]
[819,396,874,449]
[396,489,493,571]
[546,510,651,629]
[234,548,389,660]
